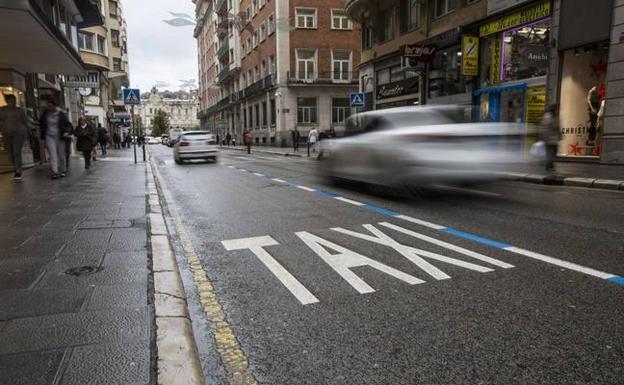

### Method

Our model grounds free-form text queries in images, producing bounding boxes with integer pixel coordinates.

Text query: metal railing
[216,41,229,59]
[286,71,358,85]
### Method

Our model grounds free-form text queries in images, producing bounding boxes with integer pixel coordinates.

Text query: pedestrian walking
[74,117,97,170]
[113,132,121,149]
[308,128,319,154]
[291,129,300,152]
[63,125,72,170]
[538,104,561,171]
[40,100,72,179]
[0,94,29,179]
[124,132,132,149]
[226,132,232,147]
[244,130,252,154]
[97,124,109,156]
[216,134,220,147]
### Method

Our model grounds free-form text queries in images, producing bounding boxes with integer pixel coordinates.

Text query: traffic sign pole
[132,104,137,164]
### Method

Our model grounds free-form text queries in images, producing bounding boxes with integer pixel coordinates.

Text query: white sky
[124,0,197,92]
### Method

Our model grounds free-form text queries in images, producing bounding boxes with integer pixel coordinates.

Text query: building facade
[195,0,361,146]
[140,92,200,133]
[0,0,102,172]
[71,0,130,135]
[346,0,624,164]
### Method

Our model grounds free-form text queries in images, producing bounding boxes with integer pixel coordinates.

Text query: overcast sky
[124,0,197,92]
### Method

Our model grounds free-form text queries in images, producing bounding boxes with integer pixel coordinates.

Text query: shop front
[556,0,613,160]
[475,0,551,126]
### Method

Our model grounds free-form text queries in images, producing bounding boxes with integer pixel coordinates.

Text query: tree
[152,109,170,137]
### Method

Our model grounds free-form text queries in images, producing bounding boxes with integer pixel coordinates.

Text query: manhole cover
[64,266,103,276]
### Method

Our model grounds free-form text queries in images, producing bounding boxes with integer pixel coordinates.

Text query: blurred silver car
[319,106,531,187]
[173,131,219,164]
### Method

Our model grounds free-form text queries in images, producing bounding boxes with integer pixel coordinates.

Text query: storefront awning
[0,0,88,75]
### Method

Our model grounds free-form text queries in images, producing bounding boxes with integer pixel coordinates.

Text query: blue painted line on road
[607,276,624,285]
[361,204,400,217]
[441,227,512,250]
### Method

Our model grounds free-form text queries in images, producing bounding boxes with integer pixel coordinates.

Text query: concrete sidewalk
[0,150,153,385]
[222,146,624,191]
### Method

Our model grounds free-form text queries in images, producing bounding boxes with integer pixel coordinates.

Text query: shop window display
[558,44,608,157]
[501,20,550,82]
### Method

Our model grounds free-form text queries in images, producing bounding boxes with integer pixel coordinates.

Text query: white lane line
[394,214,446,230]
[334,197,365,206]
[227,165,235,169]
[253,172,265,177]
[272,178,287,183]
[504,246,618,280]
[296,185,317,192]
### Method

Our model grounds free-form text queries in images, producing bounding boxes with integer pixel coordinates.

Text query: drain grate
[64,266,103,276]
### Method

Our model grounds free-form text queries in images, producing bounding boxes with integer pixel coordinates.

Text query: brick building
[195,0,361,146]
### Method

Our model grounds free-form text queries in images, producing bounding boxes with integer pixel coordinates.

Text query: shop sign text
[376,78,420,101]
[480,1,551,36]
[462,36,479,77]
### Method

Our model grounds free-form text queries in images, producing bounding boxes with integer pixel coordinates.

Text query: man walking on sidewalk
[75,117,97,170]
[97,123,109,157]
[0,94,29,180]
[40,100,72,179]
[292,128,300,152]
[244,130,252,154]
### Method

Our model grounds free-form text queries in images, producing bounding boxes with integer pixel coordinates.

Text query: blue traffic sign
[123,88,141,105]
[349,92,365,108]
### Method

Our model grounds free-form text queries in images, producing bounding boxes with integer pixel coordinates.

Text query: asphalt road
[149,145,624,385]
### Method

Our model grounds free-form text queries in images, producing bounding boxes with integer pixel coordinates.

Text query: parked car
[318,105,531,188]
[173,131,219,164]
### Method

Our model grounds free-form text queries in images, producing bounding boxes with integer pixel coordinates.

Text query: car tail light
[179,142,190,147]
[207,140,216,145]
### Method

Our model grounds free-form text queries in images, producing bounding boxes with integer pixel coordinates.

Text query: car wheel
[175,157,183,165]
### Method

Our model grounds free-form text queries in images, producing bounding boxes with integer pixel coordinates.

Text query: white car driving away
[173,131,219,164]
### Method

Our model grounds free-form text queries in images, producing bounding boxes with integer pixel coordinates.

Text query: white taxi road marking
[334,197,365,206]
[296,185,316,192]
[222,163,623,286]
[222,236,320,305]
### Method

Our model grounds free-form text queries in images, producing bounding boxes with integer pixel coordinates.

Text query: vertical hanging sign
[462,36,479,77]
[490,35,502,85]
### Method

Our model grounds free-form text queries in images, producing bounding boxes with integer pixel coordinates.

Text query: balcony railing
[286,72,359,85]
[215,0,227,13]
[217,66,231,82]
[217,41,229,60]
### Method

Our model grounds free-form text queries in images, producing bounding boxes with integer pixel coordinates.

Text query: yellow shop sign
[480,1,551,37]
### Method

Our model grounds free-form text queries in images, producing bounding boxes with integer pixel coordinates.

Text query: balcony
[217,66,230,82]
[217,41,229,60]
[215,0,227,15]
[286,72,358,85]
[345,0,375,23]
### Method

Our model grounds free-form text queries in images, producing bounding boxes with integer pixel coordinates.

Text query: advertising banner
[462,36,479,76]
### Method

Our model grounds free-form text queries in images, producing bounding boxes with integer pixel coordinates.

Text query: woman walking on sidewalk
[74,117,97,170]
[40,100,72,179]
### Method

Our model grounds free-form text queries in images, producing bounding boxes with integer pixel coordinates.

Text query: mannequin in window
[587,85,602,145]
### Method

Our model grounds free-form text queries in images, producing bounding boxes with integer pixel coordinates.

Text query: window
[261,60,267,77]
[252,31,258,48]
[255,105,260,127]
[113,57,122,71]
[246,37,252,54]
[111,29,120,48]
[254,65,260,80]
[262,102,267,126]
[296,49,316,80]
[332,98,351,124]
[260,22,267,41]
[332,51,351,82]
[248,69,253,83]
[268,14,275,35]
[259,0,266,9]
[297,97,317,124]
[269,55,275,74]
[109,0,118,17]
[376,68,390,85]
[400,0,419,33]
[434,0,456,18]
[78,32,94,51]
[270,99,276,125]
[97,35,106,54]
[296,8,316,29]
[331,9,351,30]
[382,8,395,42]
[362,26,373,50]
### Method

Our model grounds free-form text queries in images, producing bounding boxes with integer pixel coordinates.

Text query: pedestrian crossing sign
[123,88,141,105]
[349,92,365,108]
